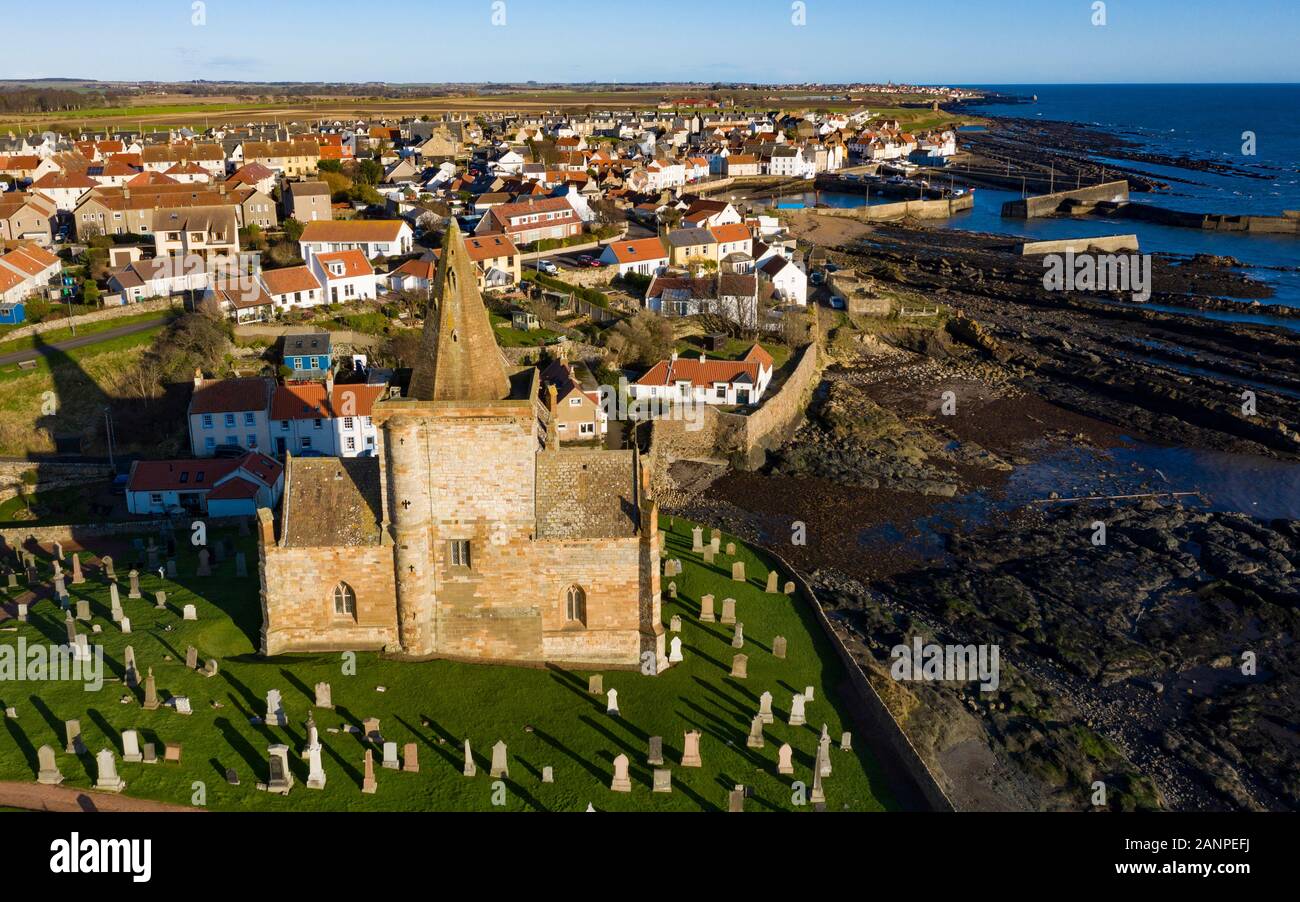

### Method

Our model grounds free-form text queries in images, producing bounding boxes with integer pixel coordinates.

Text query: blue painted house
[282,330,332,377]
[0,301,25,325]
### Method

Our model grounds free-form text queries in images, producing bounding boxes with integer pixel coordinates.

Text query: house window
[202,414,213,429]
[225,436,237,446]
[343,417,354,430]
[149,493,163,505]
[280,420,289,431]
[579,422,595,436]
[204,437,215,450]
[301,437,312,450]
[568,397,582,406]
[345,436,356,452]
[247,434,257,448]
[244,412,255,426]
[332,581,357,618]
[564,585,587,625]
[224,413,236,428]
[449,539,471,569]
[313,419,323,430]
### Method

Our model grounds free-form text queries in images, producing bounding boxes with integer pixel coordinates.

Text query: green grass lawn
[0,310,174,355]
[0,517,896,811]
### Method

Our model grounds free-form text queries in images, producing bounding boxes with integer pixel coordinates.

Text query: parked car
[535,259,559,275]
[576,254,601,267]
[829,296,846,310]
[810,271,824,286]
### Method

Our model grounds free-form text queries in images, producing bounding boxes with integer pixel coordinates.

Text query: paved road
[0,317,168,367]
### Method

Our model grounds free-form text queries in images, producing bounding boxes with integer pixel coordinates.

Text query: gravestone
[54,575,67,601]
[70,553,85,585]
[819,728,832,777]
[463,739,477,777]
[729,785,745,812]
[185,646,198,670]
[196,549,211,577]
[235,553,247,578]
[783,580,795,594]
[699,594,715,622]
[204,659,218,677]
[52,541,64,561]
[541,766,553,784]
[155,591,167,609]
[120,617,131,634]
[6,572,16,589]
[382,741,400,769]
[730,654,748,679]
[587,674,602,695]
[773,636,787,659]
[403,742,419,773]
[362,751,378,794]
[141,665,159,712]
[52,560,63,579]
[95,749,125,792]
[64,720,83,754]
[37,745,63,785]
[766,571,778,593]
[731,561,745,582]
[759,691,774,724]
[746,715,764,749]
[166,560,177,579]
[789,693,806,726]
[307,744,326,790]
[265,689,286,727]
[606,688,619,716]
[146,542,159,569]
[63,612,76,645]
[691,526,704,552]
[667,581,676,599]
[778,743,794,775]
[363,717,381,744]
[648,736,664,766]
[73,635,91,663]
[142,743,157,764]
[811,749,826,805]
[109,586,122,619]
[75,599,90,621]
[123,646,137,688]
[490,740,508,778]
[610,754,631,792]
[652,768,672,793]
[226,768,240,786]
[841,731,852,752]
[725,542,735,556]
[15,602,26,622]
[122,729,142,763]
[668,636,683,663]
[127,570,141,599]
[804,686,814,702]
[669,614,681,633]
[703,546,715,564]
[314,682,333,708]
[173,696,192,715]
[720,597,736,625]
[182,604,197,621]
[267,744,294,794]
[681,730,702,768]
[731,622,744,649]
[710,527,721,544]
[213,538,227,563]
[102,555,116,581]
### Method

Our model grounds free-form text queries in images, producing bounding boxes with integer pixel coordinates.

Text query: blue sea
[947,84,1300,316]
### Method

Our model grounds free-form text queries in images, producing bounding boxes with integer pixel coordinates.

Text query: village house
[428,233,522,292]
[598,236,669,277]
[538,357,607,442]
[126,452,283,517]
[282,330,333,377]
[629,344,774,407]
[239,139,320,177]
[758,254,808,306]
[30,171,97,212]
[207,275,276,323]
[0,244,60,306]
[108,254,213,302]
[269,375,384,458]
[473,195,583,246]
[261,265,324,311]
[724,154,761,177]
[152,206,240,262]
[298,219,413,260]
[0,192,56,246]
[285,180,333,222]
[307,248,378,303]
[645,271,760,326]
[665,226,718,267]
[187,373,276,456]
[141,143,227,176]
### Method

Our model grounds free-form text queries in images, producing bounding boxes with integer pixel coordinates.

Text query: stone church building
[256,222,666,671]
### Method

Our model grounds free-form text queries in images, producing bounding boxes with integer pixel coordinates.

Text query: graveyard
[0,518,896,811]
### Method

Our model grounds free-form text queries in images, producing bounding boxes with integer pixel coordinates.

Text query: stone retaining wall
[0,297,176,344]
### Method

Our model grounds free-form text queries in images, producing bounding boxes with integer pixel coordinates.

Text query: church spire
[407,219,511,402]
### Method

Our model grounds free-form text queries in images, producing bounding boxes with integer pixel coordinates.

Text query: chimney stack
[193,367,203,389]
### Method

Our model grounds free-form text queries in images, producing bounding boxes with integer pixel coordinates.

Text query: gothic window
[449,540,471,569]
[564,585,587,625]
[332,582,357,618]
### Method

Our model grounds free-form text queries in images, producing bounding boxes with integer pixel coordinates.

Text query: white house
[308,249,378,303]
[268,377,385,458]
[298,219,413,260]
[125,452,283,517]
[187,374,276,456]
[758,254,807,306]
[630,345,775,407]
[261,265,325,311]
[598,237,669,277]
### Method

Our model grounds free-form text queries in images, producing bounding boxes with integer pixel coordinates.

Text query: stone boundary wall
[1000,180,1130,218]
[0,514,248,550]
[0,461,113,505]
[809,194,974,222]
[1020,234,1140,255]
[767,546,956,812]
[0,297,176,344]
[517,227,630,262]
[713,341,821,467]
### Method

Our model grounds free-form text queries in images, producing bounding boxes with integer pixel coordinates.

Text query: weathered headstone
[73,634,91,663]
[819,727,832,777]
[772,636,787,659]
[746,715,764,749]
[667,581,677,599]
[490,740,508,778]
[53,575,67,601]
[804,685,815,702]
[725,541,735,556]
[362,751,378,794]
[196,549,211,577]
[37,745,63,785]
[122,729,142,763]
[204,659,218,677]
[120,617,131,634]
[703,546,715,564]
[163,743,181,764]
[267,744,293,794]
[668,636,683,663]
[783,580,795,594]
[811,749,826,805]
[127,569,141,599]
[75,599,90,621]
[15,602,26,622]
[720,597,736,625]
[6,572,17,589]
[789,693,805,726]
[463,739,477,777]
[52,541,64,562]
[606,688,619,716]
[587,674,603,695]
[841,731,852,752]
[652,768,672,793]
[314,681,333,708]
[759,691,774,725]
[402,742,419,773]
[182,604,197,621]
[70,553,85,585]
[729,785,745,812]
[265,689,286,727]
[765,571,778,593]
[733,652,754,681]
[541,766,553,783]
[647,736,665,767]
[731,561,745,582]
[777,743,794,775]
[363,717,381,744]
[142,743,157,764]
[166,559,177,579]
[669,614,681,633]
[173,696,192,716]
[681,730,702,768]
[306,744,326,790]
[102,555,116,581]
[731,622,744,649]
[64,720,83,755]
[691,526,704,552]
[699,593,715,622]
[64,611,76,644]
[381,741,400,770]
[154,590,167,609]
[95,748,125,792]
[610,753,631,792]
[226,768,240,786]
[185,646,198,670]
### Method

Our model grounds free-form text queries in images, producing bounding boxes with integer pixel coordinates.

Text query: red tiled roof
[635,345,772,389]
[270,381,384,420]
[190,377,273,415]
[261,265,320,296]
[314,249,373,279]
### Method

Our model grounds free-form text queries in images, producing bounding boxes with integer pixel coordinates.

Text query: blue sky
[4,0,1298,84]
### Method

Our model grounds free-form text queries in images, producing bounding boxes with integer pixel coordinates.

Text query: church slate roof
[281,456,384,548]
[534,448,640,540]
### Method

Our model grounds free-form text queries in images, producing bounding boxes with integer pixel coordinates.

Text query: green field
[0,517,896,811]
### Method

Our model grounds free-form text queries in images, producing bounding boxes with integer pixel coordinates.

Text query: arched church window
[565,585,587,625]
[333,581,357,618]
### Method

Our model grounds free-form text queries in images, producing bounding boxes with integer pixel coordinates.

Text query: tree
[81,280,101,306]
[606,311,674,367]
[281,218,305,243]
